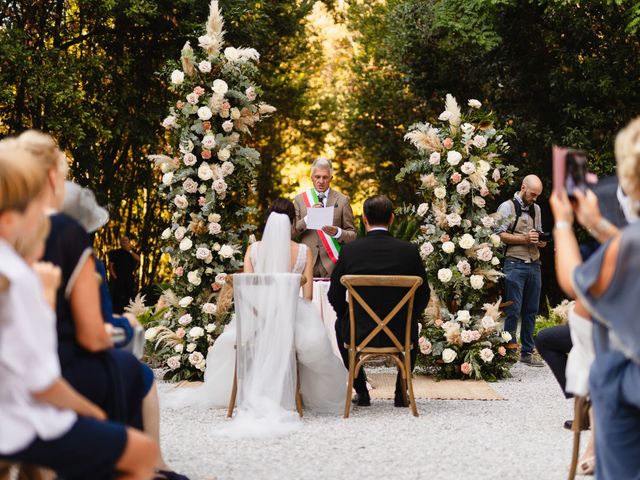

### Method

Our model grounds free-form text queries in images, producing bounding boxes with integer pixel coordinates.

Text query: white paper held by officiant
[306,206,334,230]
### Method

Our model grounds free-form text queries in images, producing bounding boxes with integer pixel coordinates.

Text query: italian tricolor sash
[301,189,341,263]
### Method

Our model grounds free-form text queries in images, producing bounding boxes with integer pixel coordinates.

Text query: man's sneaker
[520,353,544,367]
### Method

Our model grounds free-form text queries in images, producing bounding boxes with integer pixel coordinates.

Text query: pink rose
[471,330,481,341]
[435,318,444,327]
[461,362,472,375]
[176,327,186,339]
[202,121,211,131]
[193,86,206,96]
[198,196,206,206]
[480,188,490,197]
[222,101,231,110]
[174,267,184,277]
[443,137,454,149]
[172,157,180,169]
[186,92,199,105]
[211,283,222,292]
[451,172,462,184]
[498,346,507,356]
[176,100,184,109]
[440,234,450,243]
[201,149,212,160]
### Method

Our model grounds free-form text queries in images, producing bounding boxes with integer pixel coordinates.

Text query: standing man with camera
[496,174,547,366]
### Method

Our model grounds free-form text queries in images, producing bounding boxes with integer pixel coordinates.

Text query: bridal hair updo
[616,117,640,207]
[266,198,296,225]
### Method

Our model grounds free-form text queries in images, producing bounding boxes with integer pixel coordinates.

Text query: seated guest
[328,195,429,407]
[16,130,188,480]
[0,139,158,479]
[551,117,640,480]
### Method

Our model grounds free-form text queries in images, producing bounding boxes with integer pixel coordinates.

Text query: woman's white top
[565,306,595,397]
[0,240,76,454]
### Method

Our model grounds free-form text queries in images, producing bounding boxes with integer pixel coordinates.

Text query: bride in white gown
[164,199,346,420]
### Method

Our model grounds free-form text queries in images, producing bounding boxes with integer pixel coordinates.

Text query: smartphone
[552,146,589,198]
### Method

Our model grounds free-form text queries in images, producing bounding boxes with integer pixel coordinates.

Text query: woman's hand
[572,189,602,230]
[550,190,574,224]
[33,262,61,292]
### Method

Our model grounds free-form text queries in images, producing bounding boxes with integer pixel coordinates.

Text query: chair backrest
[340,275,423,352]
[232,273,302,411]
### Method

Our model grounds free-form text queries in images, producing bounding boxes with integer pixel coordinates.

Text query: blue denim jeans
[503,259,541,355]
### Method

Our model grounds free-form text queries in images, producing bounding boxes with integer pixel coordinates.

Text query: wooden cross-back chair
[340,274,423,418]
[225,273,305,418]
[568,395,591,480]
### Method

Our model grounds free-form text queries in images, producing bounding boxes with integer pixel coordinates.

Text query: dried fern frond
[160,289,179,308]
[445,93,461,134]
[149,154,174,168]
[205,1,225,54]
[474,268,504,283]
[155,326,182,349]
[216,281,234,316]
[181,41,196,78]
[233,107,258,134]
[258,103,276,115]
[404,128,442,153]
[482,296,503,320]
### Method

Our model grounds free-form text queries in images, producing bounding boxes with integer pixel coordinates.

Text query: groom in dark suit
[328,195,429,407]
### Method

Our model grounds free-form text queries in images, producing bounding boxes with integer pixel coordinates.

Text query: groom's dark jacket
[328,230,429,348]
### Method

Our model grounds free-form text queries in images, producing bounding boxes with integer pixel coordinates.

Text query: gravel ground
[158,363,585,480]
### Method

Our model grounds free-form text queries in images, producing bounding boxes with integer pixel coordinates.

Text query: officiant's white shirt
[304,188,343,239]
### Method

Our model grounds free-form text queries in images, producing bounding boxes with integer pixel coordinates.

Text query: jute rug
[367,373,504,401]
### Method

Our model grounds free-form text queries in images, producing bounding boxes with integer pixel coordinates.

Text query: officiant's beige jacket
[293,188,356,277]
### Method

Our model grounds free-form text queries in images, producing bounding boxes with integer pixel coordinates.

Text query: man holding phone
[496,174,548,366]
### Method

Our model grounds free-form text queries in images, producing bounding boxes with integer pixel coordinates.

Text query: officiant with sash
[293,158,356,278]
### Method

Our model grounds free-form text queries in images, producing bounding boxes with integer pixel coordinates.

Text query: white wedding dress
[164,215,346,428]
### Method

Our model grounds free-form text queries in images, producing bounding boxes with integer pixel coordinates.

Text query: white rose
[162,115,176,128]
[161,228,171,240]
[420,242,434,259]
[461,122,475,133]
[198,34,215,49]
[480,348,495,363]
[188,326,205,339]
[208,222,222,235]
[417,203,429,217]
[434,187,447,199]
[477,246,493,262]
[446,213,461,227]
[437,268,453,283]
[472,135,487,149]
[183,153,197,166]
[182,178,198,193]
[209,213,221,223]
[456,180,471,195]
[221,161,235,176]
[198,184,207,194]
[459,234,475,250]
[461,330,474,343]
[212,79,229,95]
[478,160,491,175]
[144,327,158,341]
[179,237,193,251]
[419,338,432,354]
[196,247,212,261]
[501,331,513,342]
[213,242,221,251]
[438,110,452,121]
[202,134,216,150]
[178,296,193,308]
[167,355,181,370]
[447,151,462,166]
[202,303,218,315]
[162,172,174,186]
[205,323,216,332]
[481,316,496,330]
[490,234,502,247]
[492,168,501,182]
[468,99,482,108]
[473,196,486,208]
[198,60,212,73]
[470,274,485,290]
[223,47,241,62]
[178,314,192,326]
[186,343,197,353]
[213,179,228,194]
[457,310,471,323]
[218,244,234,259]
[187,270,202,286]
[230,107,241,120]
[197,163,213,181]
[481,216,495,228]
[174,344,184,353]
[217,148,231,161]
[491,256,500,266]
[245,86,257,101]
[461,162,476,175]
[175,226,187,241]
[188,351,204,365]
[197,106,213,121]
[442,241,455,254]
[171,70,184,85]
[222,120,234,133]
[173,195,188,209]
[215,273,227,284]
[442,348,457,363]
[429,152,441,165]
